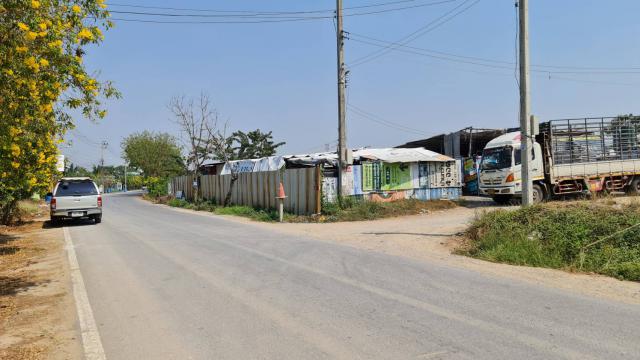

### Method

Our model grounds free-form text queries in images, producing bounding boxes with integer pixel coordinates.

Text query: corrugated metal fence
[171,168,320,215]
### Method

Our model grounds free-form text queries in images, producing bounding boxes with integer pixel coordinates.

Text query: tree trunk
[223,173,238,207]
[0,199,18,225]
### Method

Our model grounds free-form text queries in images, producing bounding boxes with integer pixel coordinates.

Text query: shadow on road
[42,218,96,229]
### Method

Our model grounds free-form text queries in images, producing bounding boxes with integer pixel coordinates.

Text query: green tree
[0,0,119,224]
[65,162,92,177]
[229,129,285,160]
[121,131,185,178]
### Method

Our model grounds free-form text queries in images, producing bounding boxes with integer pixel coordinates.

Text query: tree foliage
[0,0,118,223]
[230,129,285,160]
[121,131,185,178]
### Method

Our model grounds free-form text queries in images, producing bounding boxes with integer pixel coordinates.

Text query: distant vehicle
[49,177,102,225]
[479,117,640,204]
[141,186,148,191]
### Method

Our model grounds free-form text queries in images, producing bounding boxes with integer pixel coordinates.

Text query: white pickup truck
[49,177,102,225]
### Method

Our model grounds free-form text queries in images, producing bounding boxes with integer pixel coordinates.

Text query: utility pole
[518,0,533,205]
[124,163,127,192]
[336,0,347,197]
[100,141,108,191]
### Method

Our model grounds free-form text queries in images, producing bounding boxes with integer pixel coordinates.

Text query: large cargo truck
[478,116,640,204]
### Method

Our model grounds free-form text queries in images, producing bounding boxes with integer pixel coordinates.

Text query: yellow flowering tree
[0,0,119,223]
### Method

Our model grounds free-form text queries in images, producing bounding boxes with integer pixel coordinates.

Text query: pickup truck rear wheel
[93,215,102,224]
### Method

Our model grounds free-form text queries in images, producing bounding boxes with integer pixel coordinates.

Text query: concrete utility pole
[100,141,108,191]
[336,0,347,197]
[518,0,533,205]
[124,163,127,192]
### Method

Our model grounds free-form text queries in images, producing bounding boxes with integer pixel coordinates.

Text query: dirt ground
[242,197,640,305]
[0,215,81,359]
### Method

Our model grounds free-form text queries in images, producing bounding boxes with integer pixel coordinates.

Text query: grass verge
[460,201,640,281]
[157,197,457,223]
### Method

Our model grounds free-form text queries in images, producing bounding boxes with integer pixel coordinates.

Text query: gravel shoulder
[159,197,640,305]
[0,219,81,360]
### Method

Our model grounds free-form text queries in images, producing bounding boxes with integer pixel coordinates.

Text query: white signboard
[56,155,65,172]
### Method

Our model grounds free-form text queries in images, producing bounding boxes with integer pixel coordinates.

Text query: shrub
[463,202,640,281]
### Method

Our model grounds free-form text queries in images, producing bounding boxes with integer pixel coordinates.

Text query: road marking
[64,227,107,360]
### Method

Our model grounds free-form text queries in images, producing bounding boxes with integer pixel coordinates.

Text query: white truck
[479,116,640,204]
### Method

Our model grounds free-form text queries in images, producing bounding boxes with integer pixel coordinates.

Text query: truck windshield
[481,147,513,170]
[55,181,98,197]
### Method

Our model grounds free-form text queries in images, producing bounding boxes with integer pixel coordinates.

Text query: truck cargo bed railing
[548,116,640,165]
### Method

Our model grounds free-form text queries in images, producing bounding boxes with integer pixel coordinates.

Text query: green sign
[380,163,412,191]
[362,162,381,191]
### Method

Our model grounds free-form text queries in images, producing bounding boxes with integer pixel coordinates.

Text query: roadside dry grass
[0,203,80,360]
[152,195,459,223]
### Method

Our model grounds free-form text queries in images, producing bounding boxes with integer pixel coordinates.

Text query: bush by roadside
[460,201,640,281]
[312,197,457,222]
[159,196,457,223]
[166,198,283,222]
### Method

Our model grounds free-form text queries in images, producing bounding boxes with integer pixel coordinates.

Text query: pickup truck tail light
[50,198,56,210]
[97,196,102,207]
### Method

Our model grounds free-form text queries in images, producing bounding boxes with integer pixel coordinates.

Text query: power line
[106,0,455,15]
[348,35,640,75]
[347,104,430,136]
[349,0,481,67]
[107,0,457,24]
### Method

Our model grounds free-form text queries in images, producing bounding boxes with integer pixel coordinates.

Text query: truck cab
[478,132,545,204]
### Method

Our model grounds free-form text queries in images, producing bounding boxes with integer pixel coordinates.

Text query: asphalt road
[67,192,640,360]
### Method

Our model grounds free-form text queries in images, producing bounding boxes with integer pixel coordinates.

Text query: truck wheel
[532,184,545,203]
[627,178,640,195]
[50,218,59,227]
[93,215,102,224]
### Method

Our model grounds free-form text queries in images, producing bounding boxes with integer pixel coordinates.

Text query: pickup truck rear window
[55,181,98,197]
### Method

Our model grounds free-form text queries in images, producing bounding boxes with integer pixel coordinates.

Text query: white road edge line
[63,227,107,360]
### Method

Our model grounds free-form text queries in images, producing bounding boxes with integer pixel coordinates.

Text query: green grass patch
[302,198,457,223]
[163,196,457,223]
[166,198,281,222]
[461,202,640,281]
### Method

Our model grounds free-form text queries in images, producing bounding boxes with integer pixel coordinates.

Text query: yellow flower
[28,177,38,187]
[4,69,13,76]
[9,127,20,137]
[48,40,62,49]
[31,0,40,9]
[24,56,39,71]
[75,73,85,81]
[16,46,28,52]
[38,22,47,30]
[94,27,104,40]
[97,0,107,9]
[10,143,21,157]
[11,162,20,169]
[39,58,49,67]
[40,103,53,113]
[37,153,47,164]
[72,4,81,13]
[26,31,38,41]
[77,28,93,40]
[17,22,29,31]
[38,31,47,37]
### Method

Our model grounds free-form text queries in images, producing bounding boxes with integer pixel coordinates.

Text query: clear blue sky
[63,0,640,167]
